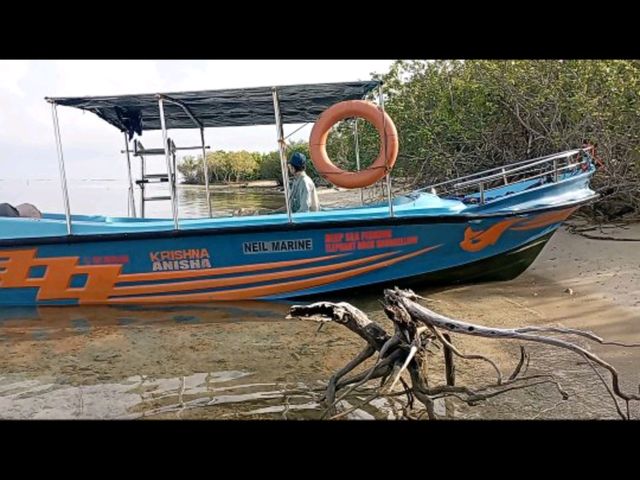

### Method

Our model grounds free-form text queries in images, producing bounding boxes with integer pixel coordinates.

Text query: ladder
[133,138,176,218]
[121,138,212,219]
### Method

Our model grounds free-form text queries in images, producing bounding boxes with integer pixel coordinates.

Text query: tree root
[288,287,640,420]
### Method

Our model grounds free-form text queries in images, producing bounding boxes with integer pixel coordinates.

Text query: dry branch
[288,288,640,420]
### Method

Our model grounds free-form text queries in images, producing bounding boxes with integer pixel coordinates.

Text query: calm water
[0,179,284,218]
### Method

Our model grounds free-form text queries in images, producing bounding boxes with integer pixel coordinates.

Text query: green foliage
[180,141,324,186]
[180,60,640,217]
[375,60,639,217]
[383,60,640,208]
[257,151,283,184]
[177,156,203,184]
[255,141,318,185]
[179,150,260,184]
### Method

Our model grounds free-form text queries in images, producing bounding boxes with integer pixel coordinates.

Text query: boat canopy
[46,81,380,138]
[44,79,384,232]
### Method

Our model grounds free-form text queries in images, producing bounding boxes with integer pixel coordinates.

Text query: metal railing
[419,148,594,205]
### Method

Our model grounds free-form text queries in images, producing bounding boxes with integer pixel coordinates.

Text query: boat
[0,80,598,306]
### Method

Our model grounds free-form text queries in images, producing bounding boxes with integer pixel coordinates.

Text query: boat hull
[0,206,575,306]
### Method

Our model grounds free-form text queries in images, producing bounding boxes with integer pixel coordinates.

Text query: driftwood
[287,288,640,420]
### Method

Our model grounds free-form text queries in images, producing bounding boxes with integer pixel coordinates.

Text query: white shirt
[289,172,320,213]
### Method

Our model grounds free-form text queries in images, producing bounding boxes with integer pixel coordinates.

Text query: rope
[278,137,291,152]
[284,122,311,141]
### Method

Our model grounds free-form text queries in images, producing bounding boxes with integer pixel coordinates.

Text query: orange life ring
[309,100,399,189]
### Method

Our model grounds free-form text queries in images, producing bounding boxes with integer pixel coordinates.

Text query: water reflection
[0,302,291,325]
[177,185,284,218]
[0,302,296,347]
[0,294,399,419]
[0,368,403,419]
[0,179,285,219]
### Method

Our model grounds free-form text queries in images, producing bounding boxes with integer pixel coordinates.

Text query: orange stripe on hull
[120,253,348,282]
[0,248,351,304]
[460,219,521,253]
[511,207,577,230]
[0,249,125,303]
[105,245,441,304]
[460,207,578,252]
[111,251,396,297]
[0,249,39,286]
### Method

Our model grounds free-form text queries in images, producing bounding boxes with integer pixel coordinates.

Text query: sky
[0,60,395,181]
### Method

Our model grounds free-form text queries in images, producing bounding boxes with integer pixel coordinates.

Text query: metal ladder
[122,137,212,220]
[133,138,177,218]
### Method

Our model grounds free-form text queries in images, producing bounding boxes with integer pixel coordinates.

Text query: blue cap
[289,152,307,169]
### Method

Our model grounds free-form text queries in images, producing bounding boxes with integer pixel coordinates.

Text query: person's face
[287,164,295,175]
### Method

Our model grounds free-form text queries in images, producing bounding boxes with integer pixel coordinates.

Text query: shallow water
[0,179,284,218]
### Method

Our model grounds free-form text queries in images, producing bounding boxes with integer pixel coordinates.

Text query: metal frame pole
[139,141,146,218]
[200,128,212,217]
[157,96,179,229]
[378,83,394,217]
[353,118,364,206]
[272,88,293,223]
[123,133,137,218]
[50,102,72,235]
[172,139,177,182]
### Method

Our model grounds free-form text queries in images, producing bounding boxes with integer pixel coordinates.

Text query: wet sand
[422,223,640,419]
[0,219,638,419]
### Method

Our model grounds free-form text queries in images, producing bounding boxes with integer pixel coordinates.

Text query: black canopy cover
[47,81,380,139]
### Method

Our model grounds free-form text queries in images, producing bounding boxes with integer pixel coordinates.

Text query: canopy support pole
[378,83,394,218]
[138,141,146,218]
[123,133,137,218]
[157,95,179,229]
[200,128,212,218]
[272,87,293,223]
[50,102,72,235]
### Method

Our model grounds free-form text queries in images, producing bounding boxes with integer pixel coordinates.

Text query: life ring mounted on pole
[309,100,399,189]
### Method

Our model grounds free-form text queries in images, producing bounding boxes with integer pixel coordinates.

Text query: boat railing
[419,147,594,204]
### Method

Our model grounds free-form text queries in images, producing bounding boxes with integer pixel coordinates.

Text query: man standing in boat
[287,152,320,213]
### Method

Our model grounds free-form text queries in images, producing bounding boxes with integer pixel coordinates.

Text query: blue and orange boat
[0,81,598,306]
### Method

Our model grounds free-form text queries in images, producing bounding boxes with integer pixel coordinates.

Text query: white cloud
[0,60,395,180]
[50,60,163,96]
[0,60,30,95]
[165,60,392,91]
